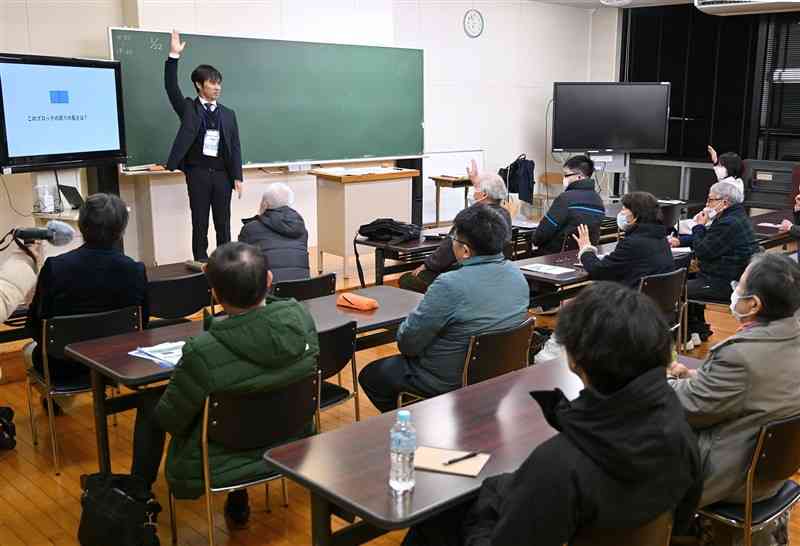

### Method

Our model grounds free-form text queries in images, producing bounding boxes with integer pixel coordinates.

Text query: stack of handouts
[129,341,186,368]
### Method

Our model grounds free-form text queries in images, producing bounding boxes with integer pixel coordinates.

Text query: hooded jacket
[461,367,702,546]
[580,223,675,288]
[154,296,319,499]
[238,206,310,284]
[533,178,605,255]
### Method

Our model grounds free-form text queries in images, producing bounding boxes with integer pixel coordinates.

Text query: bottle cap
[397,410,411,423]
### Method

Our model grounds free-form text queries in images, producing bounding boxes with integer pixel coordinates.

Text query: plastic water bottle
[389,410,416,494]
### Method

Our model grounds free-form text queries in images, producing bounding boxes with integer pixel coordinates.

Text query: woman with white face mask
[667,253,800,538]
[573,191,675,288]
[708,145,745,202]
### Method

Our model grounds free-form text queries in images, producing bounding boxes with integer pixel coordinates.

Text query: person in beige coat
[0,244,41,323]
[668,252,800,508]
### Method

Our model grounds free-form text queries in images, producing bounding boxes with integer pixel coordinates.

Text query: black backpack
[499,154,535,204]
[78,473,160,546]
[357,218,421,243]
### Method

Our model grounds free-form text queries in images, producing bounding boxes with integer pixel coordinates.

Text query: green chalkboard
[110,28,424,167]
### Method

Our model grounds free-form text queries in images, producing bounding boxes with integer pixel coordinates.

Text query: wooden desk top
[750,210,794,247]
[515,242,618,285]
[65,286,421,387]
[428,175,472,188]
[265,355,701,530]
[311,168,419,184]
[146,262,202,283]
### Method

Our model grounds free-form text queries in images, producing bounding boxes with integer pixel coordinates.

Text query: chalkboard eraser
[148,165,166,172]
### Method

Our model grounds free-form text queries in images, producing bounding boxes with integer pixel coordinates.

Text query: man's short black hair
[206,242,270,308]
[555,282,672,395]
[744,253,800,321]
[622,191,661,225]
[452,205,508,256]
[191,64,222,91]
[78,193,128,247]
[718,152,743,179]
[564,155,595,178]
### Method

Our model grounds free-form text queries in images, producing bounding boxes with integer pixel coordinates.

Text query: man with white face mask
[708,145,745,202]
[667,254,800,544]
[682,181,759,341]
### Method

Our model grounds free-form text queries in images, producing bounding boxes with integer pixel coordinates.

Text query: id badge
[203,129,220,157]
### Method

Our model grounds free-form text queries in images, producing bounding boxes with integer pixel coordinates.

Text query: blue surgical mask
[616,212,629,231]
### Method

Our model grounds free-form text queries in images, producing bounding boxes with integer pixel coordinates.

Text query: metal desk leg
[375,248,385,285]
[311,493,333,546]
[435,183,440,226]
[92,370,111,473]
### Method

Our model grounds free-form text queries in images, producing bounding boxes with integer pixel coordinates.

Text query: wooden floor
[1,288,799,544]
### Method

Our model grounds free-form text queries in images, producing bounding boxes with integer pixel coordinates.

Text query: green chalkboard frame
[109,27,424,168]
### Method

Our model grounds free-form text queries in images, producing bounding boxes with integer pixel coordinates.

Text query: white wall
[0,0,621,257]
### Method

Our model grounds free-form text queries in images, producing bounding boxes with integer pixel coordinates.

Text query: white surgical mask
[616,212,629,231]
[729,291,755,320]
[714,165,728,180]
[704,206,718,220]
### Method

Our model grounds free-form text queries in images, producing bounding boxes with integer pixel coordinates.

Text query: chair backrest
[750,414,800,490]
[44,305,142,361]
[462,316,535,386]
[147,273,211,320]
[317,321,357,381]
[273,273,336,301]
[638,268,687,329]
[205,370,320,451]
[571,511,673,546]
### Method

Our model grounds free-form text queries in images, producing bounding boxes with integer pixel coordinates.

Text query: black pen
[443,452,478,466]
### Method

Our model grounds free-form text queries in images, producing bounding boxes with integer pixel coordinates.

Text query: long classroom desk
[64,285,423,474]
[265,354,702,546]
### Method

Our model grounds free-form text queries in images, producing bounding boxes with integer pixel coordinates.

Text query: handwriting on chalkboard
[149,37,163,52]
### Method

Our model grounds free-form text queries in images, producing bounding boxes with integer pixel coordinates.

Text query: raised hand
[572,224,592,250]
[170,29,186,56]
[466,159,479,183]
[707,145,718,165]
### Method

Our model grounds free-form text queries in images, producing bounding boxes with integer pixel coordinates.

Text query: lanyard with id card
[203,129,220,157]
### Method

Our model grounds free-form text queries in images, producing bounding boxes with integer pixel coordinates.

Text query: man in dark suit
[165,30,243,262]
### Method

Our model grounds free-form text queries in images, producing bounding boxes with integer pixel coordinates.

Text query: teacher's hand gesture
[170,30,186,57]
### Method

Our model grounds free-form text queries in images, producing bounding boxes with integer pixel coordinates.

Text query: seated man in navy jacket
[25,193,149,409]
[533,155,605,255]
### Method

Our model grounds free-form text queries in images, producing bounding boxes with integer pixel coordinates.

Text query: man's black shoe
[224,489,250,528]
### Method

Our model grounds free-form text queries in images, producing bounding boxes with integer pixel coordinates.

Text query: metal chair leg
[25,378,38,446]
[111,387,119,427]
[281,477,288,507]
[45,394,60,475]
[351,360,361,422]
[265,482,271,513]
[168,489,178,545]
[205,489,215,546]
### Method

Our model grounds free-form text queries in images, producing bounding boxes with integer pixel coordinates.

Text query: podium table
[312,168,419,279]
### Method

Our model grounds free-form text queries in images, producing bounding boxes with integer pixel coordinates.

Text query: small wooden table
[64,285,423,474]
[264,355,702,546]
[312,168,419,279]
[428,175,472,226]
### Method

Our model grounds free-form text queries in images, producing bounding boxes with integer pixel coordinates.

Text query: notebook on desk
[414,446,491,477]
[520,263,576,276]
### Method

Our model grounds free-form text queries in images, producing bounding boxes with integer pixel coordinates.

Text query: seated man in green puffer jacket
[129,241,319,527]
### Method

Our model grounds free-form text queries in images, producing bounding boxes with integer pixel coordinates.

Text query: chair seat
[320,381,351,409]
[209,468,282,493]
[702,481,800,526]
[28,368,92,394]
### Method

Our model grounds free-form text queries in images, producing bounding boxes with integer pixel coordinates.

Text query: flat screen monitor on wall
[552,82,671,154]
[0,54,126,173]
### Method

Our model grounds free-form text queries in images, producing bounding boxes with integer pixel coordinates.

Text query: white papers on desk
[672,247,692,255]
[314,166,401,176]
[758,222,782,229]
[520,263,575,276]
[129,341,185,368]
[678,219,697,235]
[512,218,539,229]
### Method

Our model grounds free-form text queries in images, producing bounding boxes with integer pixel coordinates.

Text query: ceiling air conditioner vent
[695,0,800,16]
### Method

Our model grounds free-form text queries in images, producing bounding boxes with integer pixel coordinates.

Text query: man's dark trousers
[186,166,232,261]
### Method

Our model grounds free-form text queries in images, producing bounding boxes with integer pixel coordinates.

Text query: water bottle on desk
[389,410,416,494]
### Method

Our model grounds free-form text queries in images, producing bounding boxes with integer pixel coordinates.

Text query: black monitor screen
[552,82,670,153]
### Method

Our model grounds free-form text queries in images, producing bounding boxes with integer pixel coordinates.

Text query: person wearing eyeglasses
[671,181,759,342]
[358,205,528,413]
[667,254,800,544]
[532,155,605,256]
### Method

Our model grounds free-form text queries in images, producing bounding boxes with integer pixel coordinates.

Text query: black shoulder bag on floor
[78,473,161,546]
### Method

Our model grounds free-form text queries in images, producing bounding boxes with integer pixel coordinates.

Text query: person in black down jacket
[25,194,149,405]
[402,282,702,546]
[574,191,675,288]
[238,182,310,284]
[533,155,605,255]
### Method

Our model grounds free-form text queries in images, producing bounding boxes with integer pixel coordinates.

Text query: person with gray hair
[238,182,310,283]
[398,161,512,293]
[681,180,760,341]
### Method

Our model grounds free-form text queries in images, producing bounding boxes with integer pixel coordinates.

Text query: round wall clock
[463,9,484,39]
